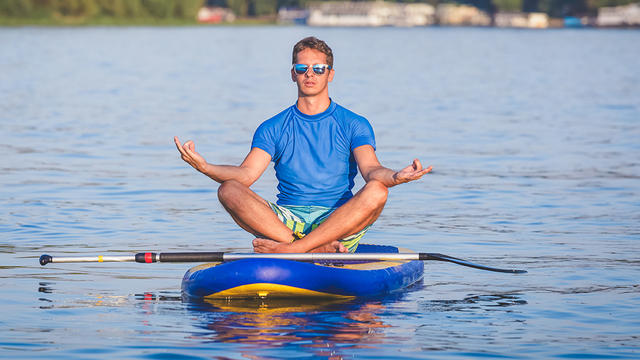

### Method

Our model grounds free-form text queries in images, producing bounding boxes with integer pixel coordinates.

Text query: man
[175,36,431,254]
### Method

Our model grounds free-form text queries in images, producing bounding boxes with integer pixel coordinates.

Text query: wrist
[198,162,213,175]
[288,231,306,251]
[391,172,401,186]
[291,241,304,252]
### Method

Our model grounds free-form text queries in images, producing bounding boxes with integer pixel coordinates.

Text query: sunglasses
[293,64,332,75]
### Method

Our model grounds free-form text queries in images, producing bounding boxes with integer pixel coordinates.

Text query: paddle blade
[419,253,527,274]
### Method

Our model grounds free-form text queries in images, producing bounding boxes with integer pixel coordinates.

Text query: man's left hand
[393,159,432,185]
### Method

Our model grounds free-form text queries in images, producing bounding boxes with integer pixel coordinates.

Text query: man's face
[291,48,334,98]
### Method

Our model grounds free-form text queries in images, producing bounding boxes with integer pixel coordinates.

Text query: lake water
[1,26,639,359]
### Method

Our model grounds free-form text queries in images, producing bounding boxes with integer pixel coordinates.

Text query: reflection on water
[130,291,527,359]
[189,298,389,352]
[419,294,527,312]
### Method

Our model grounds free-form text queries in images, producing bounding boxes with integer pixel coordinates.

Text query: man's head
[292,36,333,67]
[291,37,335,99]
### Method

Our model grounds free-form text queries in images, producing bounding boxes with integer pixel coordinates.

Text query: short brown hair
[292,36,334,67]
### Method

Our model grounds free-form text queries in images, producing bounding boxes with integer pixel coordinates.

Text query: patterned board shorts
[267,202,369,253]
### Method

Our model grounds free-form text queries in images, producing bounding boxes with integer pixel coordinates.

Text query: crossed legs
[217,180,388,253]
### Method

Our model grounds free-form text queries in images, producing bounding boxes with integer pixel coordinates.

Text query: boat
[181,244,424,299]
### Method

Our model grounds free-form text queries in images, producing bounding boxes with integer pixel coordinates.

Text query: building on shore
[435,4,491,26]
[278,7,309,25]
[494,12,550,28]
[306,1,435,27]
[597,3,640,27]
[397,3,437,27]
[197,6,235,23]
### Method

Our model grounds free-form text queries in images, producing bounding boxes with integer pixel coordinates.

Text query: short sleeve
[350,116,376,151]
[251,120,276,157]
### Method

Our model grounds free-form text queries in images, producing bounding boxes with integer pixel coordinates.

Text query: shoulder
[255,105,296,137]
[332,102,368,123]
[331,102,373,132]
[331,102,376,150]
[260,105,296,128]
[332,102,373,132]
[253,106,296,158]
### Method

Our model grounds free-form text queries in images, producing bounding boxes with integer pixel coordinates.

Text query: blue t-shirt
[252,101,376,207]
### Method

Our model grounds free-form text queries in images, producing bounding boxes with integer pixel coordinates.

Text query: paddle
[39,252,526,274]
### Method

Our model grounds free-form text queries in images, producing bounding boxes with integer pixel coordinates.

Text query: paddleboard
[181,244,424,299]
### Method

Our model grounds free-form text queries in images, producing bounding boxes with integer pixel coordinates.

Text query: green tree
[253,0,277,16]
[53,0,98,17]
[96,0,126,17]
[0,0,34,16]
[141,0,173,18]
[123,0,147,18]
[227,0,248,17]
[493,0,523,11]
[174,0,204,19]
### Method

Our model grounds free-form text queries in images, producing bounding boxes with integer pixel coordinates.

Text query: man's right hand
[174,136,208,173]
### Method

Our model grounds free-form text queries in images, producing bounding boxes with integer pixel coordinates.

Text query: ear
[328,68,335,83]
[291,67,297,82]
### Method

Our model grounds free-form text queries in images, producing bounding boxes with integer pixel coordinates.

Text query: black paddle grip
[419,253,446,261]
[157,252,224,263]
[39,255,52,266]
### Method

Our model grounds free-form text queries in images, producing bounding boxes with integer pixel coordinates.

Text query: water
[1,26,639,359]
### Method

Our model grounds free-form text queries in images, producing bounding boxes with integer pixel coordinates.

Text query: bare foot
[309,241,348,253]
[252,238,347,253]
[252,238,294,253]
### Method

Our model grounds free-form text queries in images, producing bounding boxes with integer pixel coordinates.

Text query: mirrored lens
[312,65,327,75]
[294,64,308,75]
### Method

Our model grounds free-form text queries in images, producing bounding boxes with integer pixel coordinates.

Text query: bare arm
[174,136,271,187]
[353,145,432,187]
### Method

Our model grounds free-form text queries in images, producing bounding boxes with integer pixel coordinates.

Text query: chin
[300,87,325,97]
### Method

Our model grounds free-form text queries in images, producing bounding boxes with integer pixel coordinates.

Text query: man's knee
[363,180,388,209]
[217,180,245,204]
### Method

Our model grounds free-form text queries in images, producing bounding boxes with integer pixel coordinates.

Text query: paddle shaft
[39,252,526,274]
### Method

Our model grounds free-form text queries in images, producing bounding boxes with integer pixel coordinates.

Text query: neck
[296,94,331,116]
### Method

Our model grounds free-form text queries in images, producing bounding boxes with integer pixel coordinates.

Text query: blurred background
[1,0,639,28]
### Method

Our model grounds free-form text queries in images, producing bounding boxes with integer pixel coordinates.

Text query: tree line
[0,0,204,19]
[1,0,637,21]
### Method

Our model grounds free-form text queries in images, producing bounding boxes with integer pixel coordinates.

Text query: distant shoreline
[0,17,276,27]
[1,16,638,29]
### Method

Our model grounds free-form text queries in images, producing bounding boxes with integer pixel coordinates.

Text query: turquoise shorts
[267,202,369,253]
